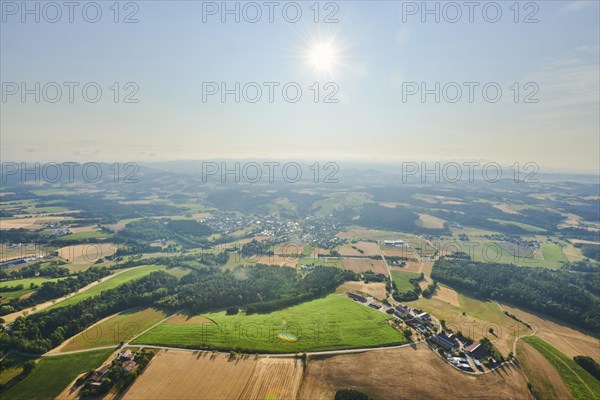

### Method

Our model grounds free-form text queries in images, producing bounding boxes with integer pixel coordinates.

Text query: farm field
[1,349,113,400]
[540,243,569,268]
[46,265,166,310]
[133,295,406,353]
[523,336,600,400]
[0,276,66,299]
[390,270,420,292]
[57,243,118,265]
[501,303,600,362]
[408,294,532,356]
[337,241,381,257]
[297,256,342,269]
[451,236,563,269]
[341,258,388,275]
[123,350,303,400]
[298,344,530,399]
[489,219,546,233]
[337,281,387,301]
[516,340,571,400]
[56,307,169,352]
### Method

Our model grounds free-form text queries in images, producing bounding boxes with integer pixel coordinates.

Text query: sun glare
[308,42,337,72]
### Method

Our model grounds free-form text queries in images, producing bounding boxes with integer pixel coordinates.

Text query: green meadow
[133,294,406,353]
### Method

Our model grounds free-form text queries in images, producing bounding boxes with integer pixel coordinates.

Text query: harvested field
[67,225,97,233]
[381,246,415,258]
[516,340,571,400]
[298,344,530,400]
[255,255,298,267]
[0,215,72,230]
[416,213,446,229]
[58,243,117,264]
[239,358,303,400]
[432,285,460,307]
[352,241,381,256]
[337,242,380,257]
[338,281,387,301]
[342,258,387,275]
[123,350,302,400]
[501,304,600,362]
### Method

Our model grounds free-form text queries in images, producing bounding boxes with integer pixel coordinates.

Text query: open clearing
[342,258,388,275]
[501,303,600,362]
[2,349,113,400]
[56,307,169,352]
[416,213,446,229]
[516,340,572,400]
[493,203,521,215]
[123,350,302,400]
[523,336,600,400]
[298,344,530,399]
[390,270,420,292]
[337,281,387,301]
[133,295,406,353]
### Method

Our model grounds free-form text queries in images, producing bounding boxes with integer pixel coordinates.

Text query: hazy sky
[1,0,599,171]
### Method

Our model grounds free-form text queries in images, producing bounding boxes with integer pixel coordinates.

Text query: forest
[156,264,355,313]
[431,258,600,332]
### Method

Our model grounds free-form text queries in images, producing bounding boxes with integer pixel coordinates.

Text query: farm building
[89,365,110,382]
[348,292,367,303]
[464,343,487,360]
[122,360,137,372]
[118,350,132,361]
[384,240,406,247]
[416,312,431,321]
[430,334,458,352]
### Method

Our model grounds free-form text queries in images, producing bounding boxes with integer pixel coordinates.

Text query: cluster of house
[393,304,432,334]
[430,331,488,371]
[83,350,137,387]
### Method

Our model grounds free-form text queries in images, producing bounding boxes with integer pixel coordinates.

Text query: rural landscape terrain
[0,163,598,399]
[1,1,599,399]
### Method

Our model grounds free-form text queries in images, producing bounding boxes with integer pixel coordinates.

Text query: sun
[308,42,337,73]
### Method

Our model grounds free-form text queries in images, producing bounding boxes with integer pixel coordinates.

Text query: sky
[1,0,599,172]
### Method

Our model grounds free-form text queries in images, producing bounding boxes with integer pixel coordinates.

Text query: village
[347,290,503,374]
